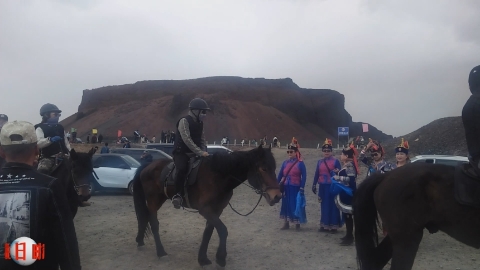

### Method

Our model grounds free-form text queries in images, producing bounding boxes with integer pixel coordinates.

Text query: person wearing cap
[171,98,210,209]
[359,138,394,177]
[392,138,410,168]
[35,103,72,175]
[0,121,81,270]
[312,138,342,233]
[140,150,153,165]
[332,142,359,245]
[277,138,307,230]
[462,64,480,176]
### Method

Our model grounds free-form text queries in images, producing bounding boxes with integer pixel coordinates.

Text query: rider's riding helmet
[189,98,210,111]
[469,65,480,94]
[39,103,62,116]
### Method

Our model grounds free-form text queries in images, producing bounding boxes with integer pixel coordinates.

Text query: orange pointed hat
[322,138,333,150]
[395,138,409,154]
[288,137,302,161]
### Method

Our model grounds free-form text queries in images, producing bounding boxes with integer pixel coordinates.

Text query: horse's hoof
[158,255,169,261]
[137,242,145,247]
[216,263,225,270]
[215,259,226,268]
[157,250,168,258]
[199,258,212,266]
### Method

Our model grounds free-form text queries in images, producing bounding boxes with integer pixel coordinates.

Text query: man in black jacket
[171,98,210,209]
[0,121,81,270]
[463,64,480,175]
[35,103,71,175]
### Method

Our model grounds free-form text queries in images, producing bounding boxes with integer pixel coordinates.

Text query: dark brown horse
[133,145,282,268]
[48,148,95,218]
[353,162,480,270]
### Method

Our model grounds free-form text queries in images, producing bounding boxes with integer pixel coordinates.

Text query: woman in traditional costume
[393,138,410,168]
[312,138,342,233]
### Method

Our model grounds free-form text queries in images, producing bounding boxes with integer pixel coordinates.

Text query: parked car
[206,145,233,155]
[110,148,172,163]
[410,155,469,167]
[91,153,141,195]
[146,143,175,155]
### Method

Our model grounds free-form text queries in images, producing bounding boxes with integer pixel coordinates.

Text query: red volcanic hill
[61,77,392,147]
[382,116,467,158]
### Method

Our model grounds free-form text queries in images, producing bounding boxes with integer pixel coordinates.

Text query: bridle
[227,171,280,216]
[68,159,91,192]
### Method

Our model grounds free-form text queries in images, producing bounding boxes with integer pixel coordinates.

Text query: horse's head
[247,145,282,206]
[70,148,95,201]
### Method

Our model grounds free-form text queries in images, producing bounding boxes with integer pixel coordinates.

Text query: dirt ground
[73,146,480,270]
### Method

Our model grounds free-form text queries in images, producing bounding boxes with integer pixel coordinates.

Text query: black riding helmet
[469,65,480,94]
[40,103,62,116]
[189,98,210,111]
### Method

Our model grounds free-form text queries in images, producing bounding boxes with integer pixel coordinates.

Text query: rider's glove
[50,136,62,142]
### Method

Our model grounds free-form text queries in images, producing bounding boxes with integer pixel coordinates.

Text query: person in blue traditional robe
[277,140,307,230]
[312,138,342,233]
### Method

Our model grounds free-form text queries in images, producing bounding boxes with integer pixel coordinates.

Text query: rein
[227,174,279,217]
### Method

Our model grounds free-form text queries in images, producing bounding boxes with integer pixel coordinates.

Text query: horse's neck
[0,157,5,168]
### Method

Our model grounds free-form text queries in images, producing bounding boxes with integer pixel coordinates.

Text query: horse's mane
[209,147,275,175]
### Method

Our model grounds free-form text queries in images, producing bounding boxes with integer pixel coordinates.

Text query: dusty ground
[73,146,480,270]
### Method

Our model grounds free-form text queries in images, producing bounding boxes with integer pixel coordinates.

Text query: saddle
[160,156,202,197]
[454,163,480,207]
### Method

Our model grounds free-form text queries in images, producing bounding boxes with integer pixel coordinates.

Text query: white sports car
[91,153,141,195]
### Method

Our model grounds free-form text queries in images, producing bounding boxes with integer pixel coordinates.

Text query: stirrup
[172,194,183,209]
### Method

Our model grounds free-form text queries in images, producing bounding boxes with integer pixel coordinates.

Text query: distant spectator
[134,129,140,143]
[86,134,90,143]
[123,141,131,148]
[100,142,110,153]
[66,131,71,142]
[170,131,175,143]
[71,131,77,143]
[91,134,97,144]
[98,134,103,143]
[160,130,165,143]
[152,135,156,143]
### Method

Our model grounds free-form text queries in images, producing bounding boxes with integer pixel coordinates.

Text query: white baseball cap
[0,121,38,145]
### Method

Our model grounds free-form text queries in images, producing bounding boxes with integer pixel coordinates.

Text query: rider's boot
[172,170,186,209]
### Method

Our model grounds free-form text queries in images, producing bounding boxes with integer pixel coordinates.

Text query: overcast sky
[1,0,479,137]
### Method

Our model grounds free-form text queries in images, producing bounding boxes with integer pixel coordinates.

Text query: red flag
[117,130,122,138]
[362,123,369,133]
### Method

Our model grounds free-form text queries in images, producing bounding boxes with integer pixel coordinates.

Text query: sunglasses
[287,150,295,154]
[322,149,332,153]
[200,110,207,114]
[371,153,380,157]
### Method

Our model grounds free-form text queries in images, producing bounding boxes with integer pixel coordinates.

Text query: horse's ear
[70,149,78,160]
[88,147,96,156]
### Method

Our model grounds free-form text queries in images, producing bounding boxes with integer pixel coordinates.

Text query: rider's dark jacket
[174,112,206,156]
[0,162,81,270]
[35,123,71,157]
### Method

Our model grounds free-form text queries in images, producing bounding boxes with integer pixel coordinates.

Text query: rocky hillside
[381,117,467,158]
[61,77,392,147]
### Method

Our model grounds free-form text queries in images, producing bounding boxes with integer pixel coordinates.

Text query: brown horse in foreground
[353,162,480,270]
[133,146,282,268]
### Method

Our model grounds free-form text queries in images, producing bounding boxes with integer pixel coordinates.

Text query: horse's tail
[133,163,151,238]
[353,172,390,270]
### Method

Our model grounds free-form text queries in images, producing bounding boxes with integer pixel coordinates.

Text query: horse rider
[172,98,210,209]
[35,103,72,174]
[463,64,480,176]
[359,138,394,177]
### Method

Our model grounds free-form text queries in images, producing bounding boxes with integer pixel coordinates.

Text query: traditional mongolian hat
[395,138,409,155]
[342,142,359,174]
[368,138,385,155]
[288,137,302,161]
[322,138,333,150]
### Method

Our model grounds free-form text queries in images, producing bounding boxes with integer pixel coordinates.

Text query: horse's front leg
[200,211,228,268]
[198,220,215,267]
